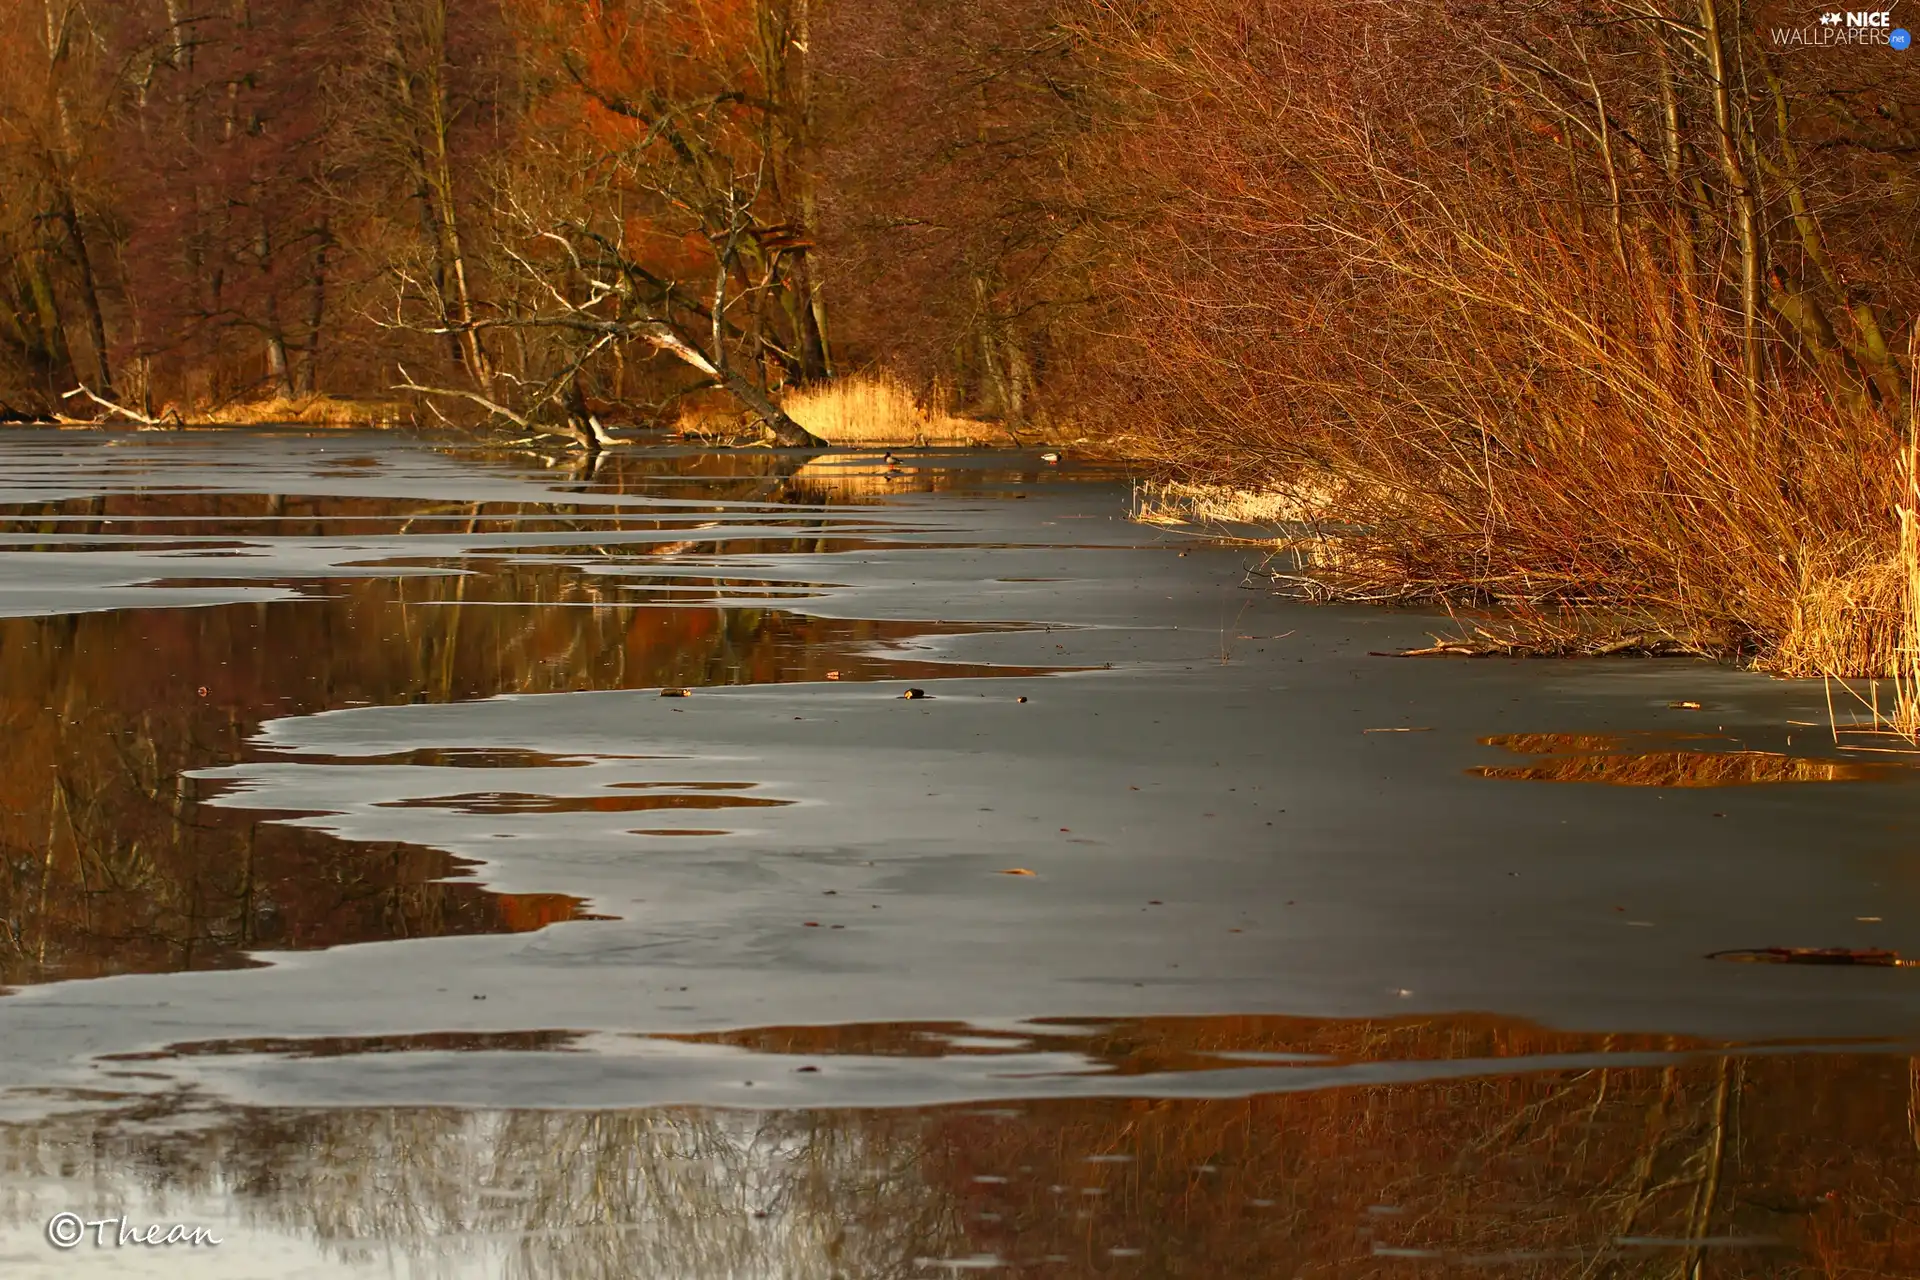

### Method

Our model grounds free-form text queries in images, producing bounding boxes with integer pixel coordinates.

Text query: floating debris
[999,868,1037,877]
[1708,947,1916,967]
[901,687,930,699]
[660,687,691,698]
[1669,700,1704,709]
[1373,634,1707,659]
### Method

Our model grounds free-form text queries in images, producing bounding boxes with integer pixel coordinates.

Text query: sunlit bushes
[1080,0,1918,675]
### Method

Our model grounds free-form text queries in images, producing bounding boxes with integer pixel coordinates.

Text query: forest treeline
[4,1,1917,669]
[0,0,1093,441]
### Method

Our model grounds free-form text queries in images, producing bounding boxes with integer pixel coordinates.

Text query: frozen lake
[1,429,1914,1276]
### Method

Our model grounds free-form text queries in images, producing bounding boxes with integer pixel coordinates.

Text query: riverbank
[1125,394,1920,696]
[16,373,1095,451]
[1126,447,1909,672]
[11,392,413,431]
[23,375,1920,692]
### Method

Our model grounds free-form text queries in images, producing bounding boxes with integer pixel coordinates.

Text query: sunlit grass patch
[191,395,410,427]
[1130,478,1345,528]
[782,373,1004,447]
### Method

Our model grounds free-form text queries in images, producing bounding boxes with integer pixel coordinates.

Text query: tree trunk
[794,0,832,379]
[21,251,76,396]
[297,228,329,395]
[789,249,832,381]
[562,374,600,455]
[973,276,1012,417]
[1698,0,1763,430]
[1653,37,1712,390]
[639,320,825,447]
[390,0,490,392]
[256,222,294,398]
[265,333,293,398]
[56,188,114,399]
[422,11,490,394]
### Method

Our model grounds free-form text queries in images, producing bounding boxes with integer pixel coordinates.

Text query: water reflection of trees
[923,1021,1920,1277]
[4,1018,1917,1276]
[673,1017,1920,1276]
[4,1104,965,1280]
[0,478,1037,988]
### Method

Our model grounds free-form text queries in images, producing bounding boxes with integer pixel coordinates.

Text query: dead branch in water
[392,367,534,431]
[60,385,181,429]
[1371,630,1712,660]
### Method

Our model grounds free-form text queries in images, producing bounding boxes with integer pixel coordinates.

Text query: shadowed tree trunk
[53,187,113,399]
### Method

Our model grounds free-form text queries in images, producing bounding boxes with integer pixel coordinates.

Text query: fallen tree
[393,305,825,451]
[61,383,182,429]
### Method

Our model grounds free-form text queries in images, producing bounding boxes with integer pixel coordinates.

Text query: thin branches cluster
[0,1,858,445]
[1079,0,1919,673]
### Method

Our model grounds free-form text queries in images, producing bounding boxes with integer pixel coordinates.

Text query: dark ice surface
[1,429,1915,1277]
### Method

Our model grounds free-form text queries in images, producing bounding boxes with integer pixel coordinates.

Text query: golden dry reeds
[780,372,1004,447]
[188,394,410,427]
[1133,249,1908,668]
[1130,476,1350,527]
[1833,326,1920,741]
[672,373,1006,447]
[1894,332,1920,735]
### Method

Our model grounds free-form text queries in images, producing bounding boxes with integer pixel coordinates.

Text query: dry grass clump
[1892,396,1920,736]
[781,373,1003,447]
[1183,393,1908,675]
[1132,315,1911,669]
[1825,387,1920,739]
[1775,557,1907,680]
[190,395,409,427]
[672,373,1002,446]
[1131,476,1356,528]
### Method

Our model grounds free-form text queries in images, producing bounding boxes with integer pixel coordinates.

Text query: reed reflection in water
[1471,733,1906,786]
